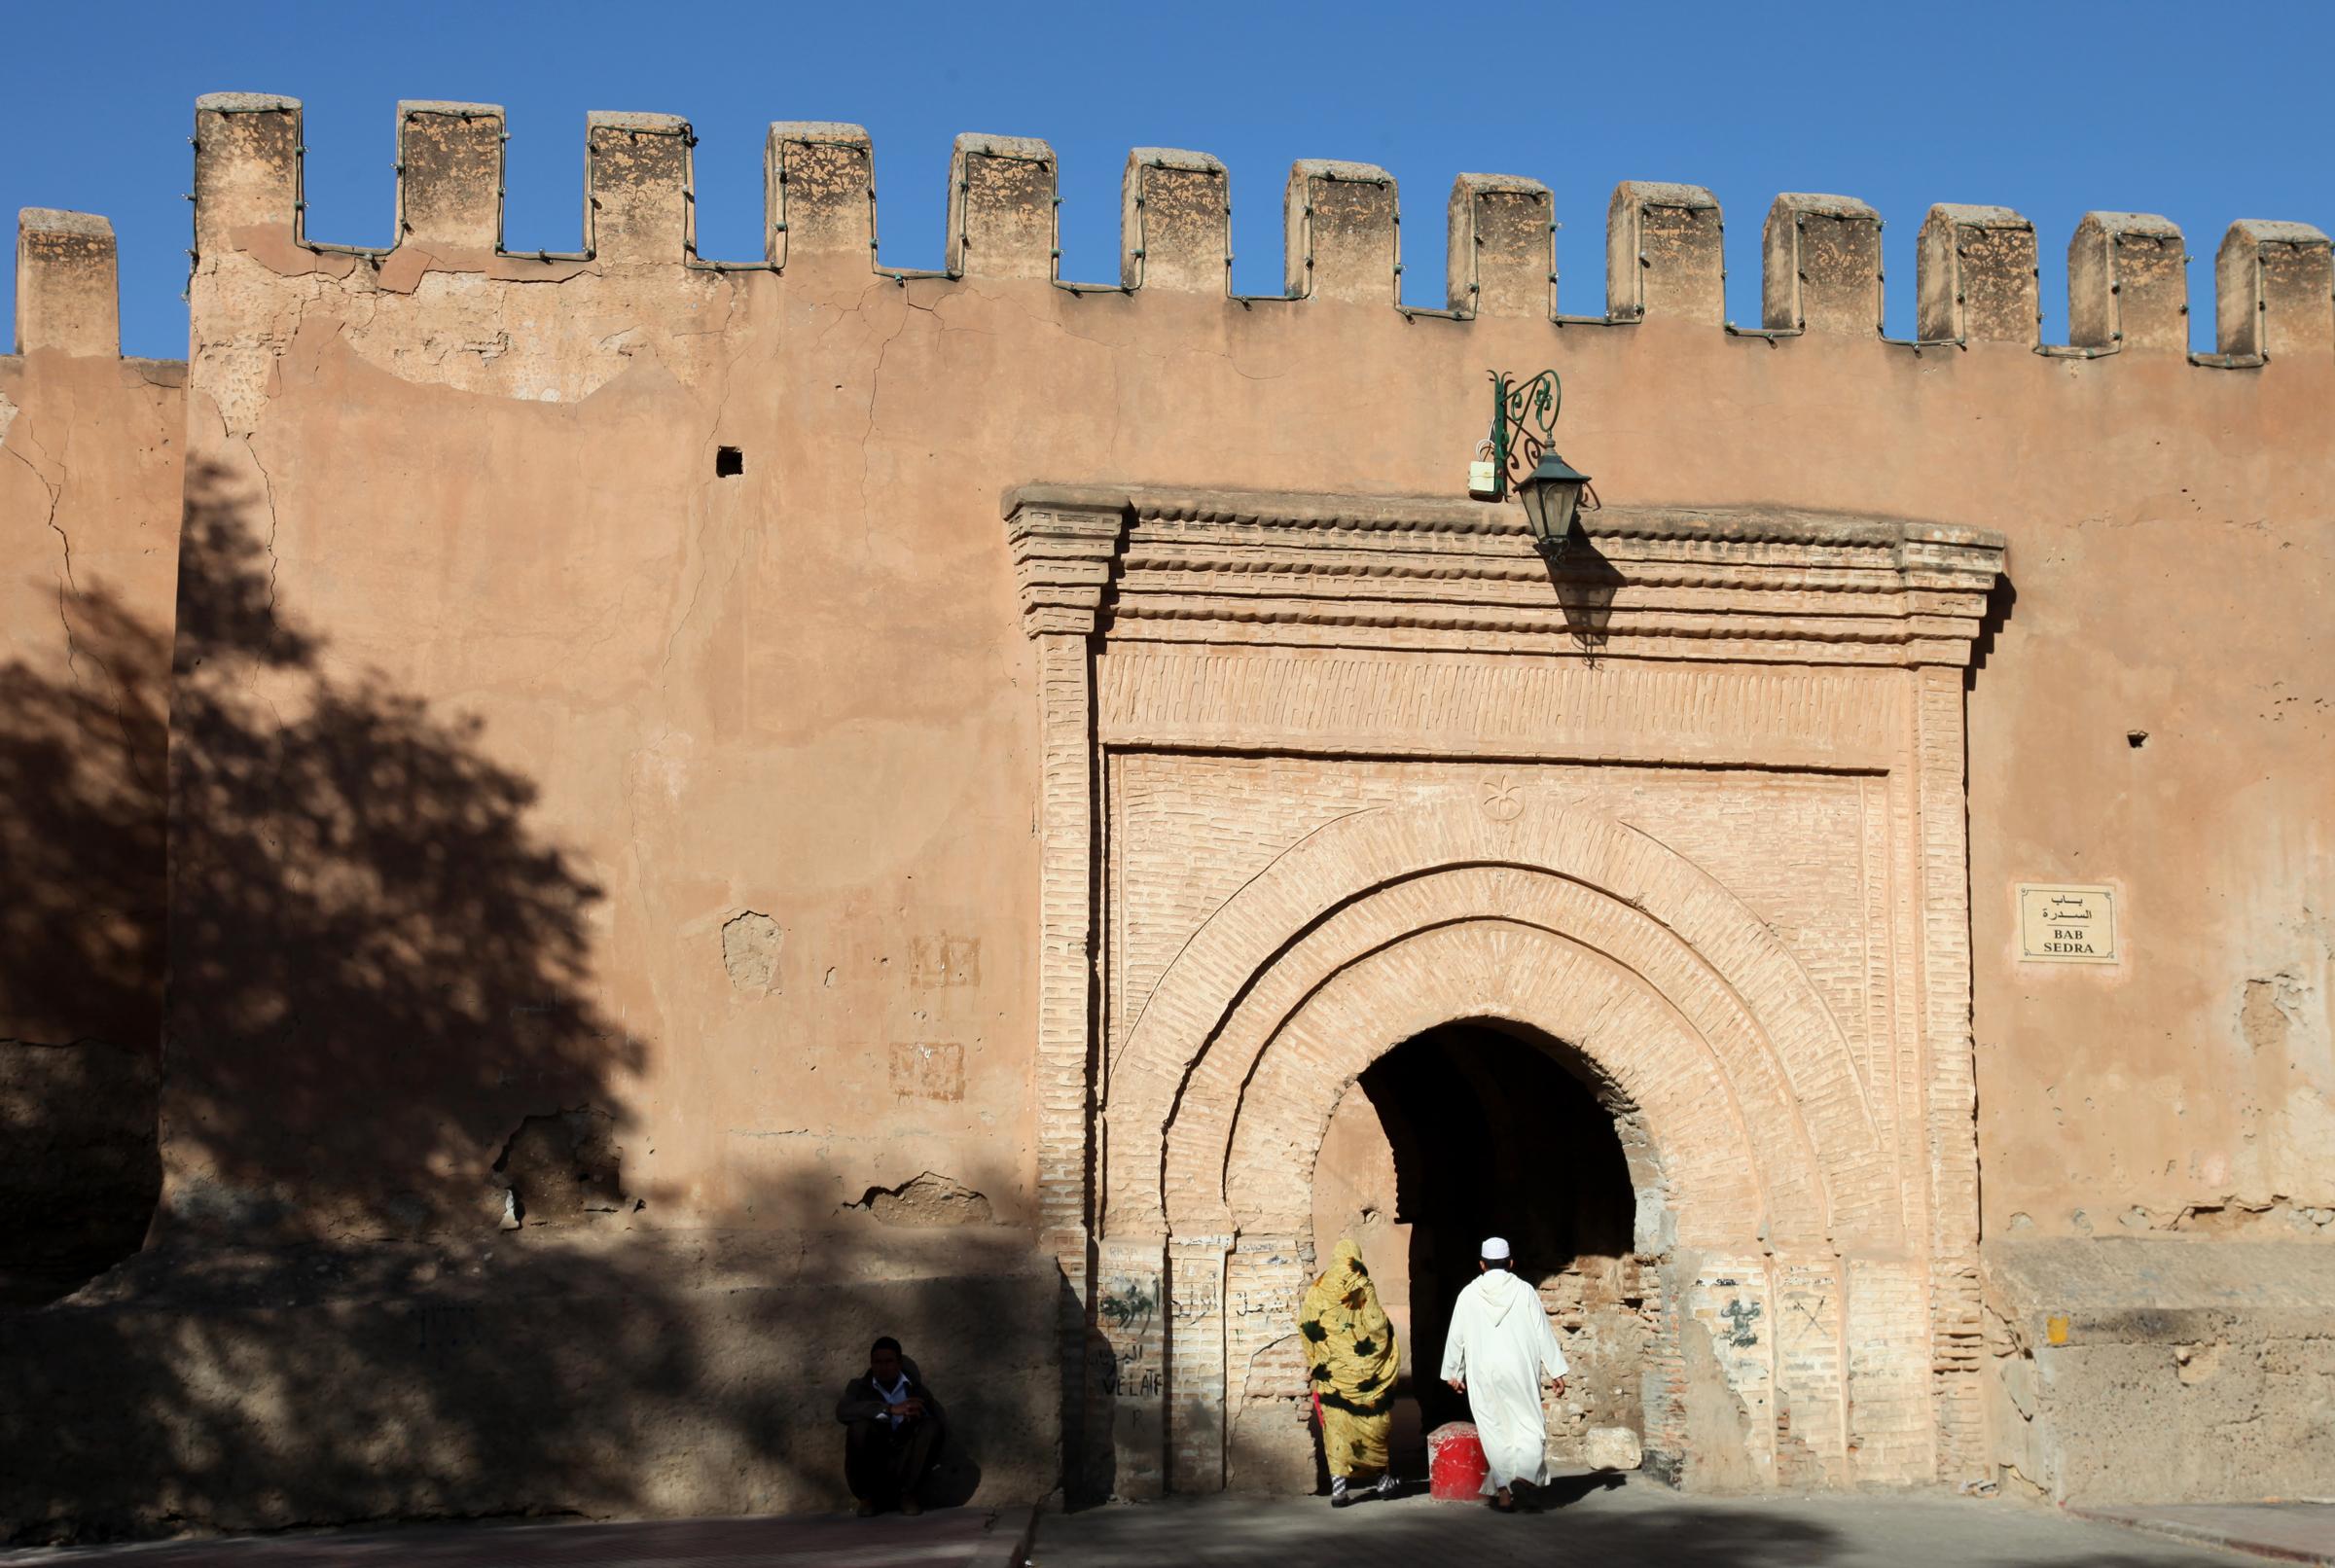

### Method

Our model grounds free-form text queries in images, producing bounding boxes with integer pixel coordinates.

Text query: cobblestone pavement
[1025,1479,2270,1568]
[0,1506,1030,1568]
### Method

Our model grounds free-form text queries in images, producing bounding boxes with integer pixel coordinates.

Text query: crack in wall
[3,441,76,678]
[5,410,157,782]
[244,439,283,645]
[857,290,923,552]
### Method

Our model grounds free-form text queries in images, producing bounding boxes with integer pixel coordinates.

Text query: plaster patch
[2241,974,2301,1052]
[1678,1308,1763,1491]
[720,910,782,995]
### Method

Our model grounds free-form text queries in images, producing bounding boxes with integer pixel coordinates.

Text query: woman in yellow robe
[1298,1237,1401,1505]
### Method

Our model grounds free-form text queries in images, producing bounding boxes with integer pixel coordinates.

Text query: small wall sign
[2017,883,2119,964]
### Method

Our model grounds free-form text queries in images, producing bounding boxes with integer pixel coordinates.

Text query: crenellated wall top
[83,93,2316,375]
[10,96,2330,373]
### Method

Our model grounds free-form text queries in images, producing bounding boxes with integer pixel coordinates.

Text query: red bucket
[1426,1421,1488,1502]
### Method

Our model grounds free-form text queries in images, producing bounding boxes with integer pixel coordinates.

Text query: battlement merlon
[1609,182,1723,324]
[588,113,694,265]
[2217,220,2333,358]
[1451,174,1552,318]
[193,93,302,256]
[768,123,873,267]
[1918,205,2038,346]
[1286,160,1397,303]
[398,102,506,251]
[14,209,118,356]
[950,135,1058,282]
[1765,193,1882,335]
[1124,149,1228,293]
[2069,213,2185,353]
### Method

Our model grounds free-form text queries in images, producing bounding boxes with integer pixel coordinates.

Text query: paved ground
[7,1489,2325,1567]
[0,1506,1032,1568]
[2074,1505,2335,1565]
[1024,1479,2280,1568]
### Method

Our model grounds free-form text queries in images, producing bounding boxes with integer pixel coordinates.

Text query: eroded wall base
[1985,1238,2335,1505]
[0,1231,1061,1546]
[0,1039,159,1305]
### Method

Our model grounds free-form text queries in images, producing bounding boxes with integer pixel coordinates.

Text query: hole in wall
[2128,731,2148,748]
[715,446,744,478]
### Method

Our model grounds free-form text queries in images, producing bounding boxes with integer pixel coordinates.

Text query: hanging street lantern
[1517,448,1594,557]
[1472,368,1598,561]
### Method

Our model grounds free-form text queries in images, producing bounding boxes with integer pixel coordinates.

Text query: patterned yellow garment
[1298,1238,1400,1478]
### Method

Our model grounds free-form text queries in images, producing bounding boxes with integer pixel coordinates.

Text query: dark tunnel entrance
[1311,1019,1653,1474]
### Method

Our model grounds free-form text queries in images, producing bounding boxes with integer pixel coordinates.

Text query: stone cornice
[1003,483,2005,666]
[1005,501,1122,636]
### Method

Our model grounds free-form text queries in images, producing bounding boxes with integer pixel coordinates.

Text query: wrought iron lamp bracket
[1486,368,1564,501]
[1484,367,1599,565]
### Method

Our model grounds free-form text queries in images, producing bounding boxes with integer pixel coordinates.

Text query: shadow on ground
[1027,1484,2261,1568]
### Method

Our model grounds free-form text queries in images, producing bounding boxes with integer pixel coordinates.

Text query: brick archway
[1217,909,1759,1241]
[1107,798,1888,1253]
[1100,796,1894,1489]
[1007,485,2003,1498]
[1203,919,1688,1490]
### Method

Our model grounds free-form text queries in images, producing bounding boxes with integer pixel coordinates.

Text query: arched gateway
[1007,485,2004,1496]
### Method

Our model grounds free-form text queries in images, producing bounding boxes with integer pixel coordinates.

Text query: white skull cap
[1480,1235,1512,1261]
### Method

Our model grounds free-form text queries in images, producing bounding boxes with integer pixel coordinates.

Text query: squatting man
[835,1336,946,1516]
[1442,1235,1569,1512]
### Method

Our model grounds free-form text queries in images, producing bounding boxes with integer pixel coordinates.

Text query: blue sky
[7,0,2331,359]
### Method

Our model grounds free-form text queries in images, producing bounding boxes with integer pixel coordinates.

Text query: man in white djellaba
[1440,1236,1568,1512]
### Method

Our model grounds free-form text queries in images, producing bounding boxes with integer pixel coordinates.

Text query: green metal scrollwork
[1487,368,1563,500]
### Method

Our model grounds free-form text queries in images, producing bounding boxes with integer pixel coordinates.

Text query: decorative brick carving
[1008,497,1123,1268]
[1002,483,2000,1495]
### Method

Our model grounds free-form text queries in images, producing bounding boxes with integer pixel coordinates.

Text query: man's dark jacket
[836,1356,946,1426]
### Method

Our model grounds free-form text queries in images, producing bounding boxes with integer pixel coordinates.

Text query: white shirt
[874,1371,911,1429]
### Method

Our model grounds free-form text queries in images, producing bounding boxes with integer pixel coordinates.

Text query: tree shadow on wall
[8,1169,1051,1544]
[160,459,634,1239]
[2,462,1059,1543]
[0,582,168,1301]
[2,456,653,1540]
